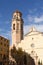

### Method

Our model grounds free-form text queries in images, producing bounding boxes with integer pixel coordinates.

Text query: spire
[29,26,37,32]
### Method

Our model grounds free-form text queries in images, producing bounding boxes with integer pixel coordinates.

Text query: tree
[23,54,27,65]
[11,46,35,65]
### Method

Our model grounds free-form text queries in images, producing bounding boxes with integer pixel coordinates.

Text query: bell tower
[12,10,24,46]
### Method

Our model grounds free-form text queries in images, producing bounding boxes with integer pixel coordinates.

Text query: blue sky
[0,0,43,44]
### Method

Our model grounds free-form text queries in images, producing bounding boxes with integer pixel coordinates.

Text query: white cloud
[29,8,37,14]
[0,29,11,38]
[34,15,43,23]
[27,14,43,23]
[24,24,43,35]
[24,25,29,35]
[33,25,43,32]
[28,15,34,22]
[24,8,43,23]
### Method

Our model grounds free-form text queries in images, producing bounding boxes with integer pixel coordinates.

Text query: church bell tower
[12,10,24,46]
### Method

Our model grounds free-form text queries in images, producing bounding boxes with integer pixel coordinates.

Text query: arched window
[13,24,15,30]
[21,24,23,30]
[17,23,19,30]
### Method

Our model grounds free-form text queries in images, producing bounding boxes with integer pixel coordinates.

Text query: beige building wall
[17,27,43,63]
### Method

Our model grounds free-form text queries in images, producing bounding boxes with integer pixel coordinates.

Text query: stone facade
[17,27,43,64]
[11,10,43,65]
[0,36,9,65]
[12,10,23,46]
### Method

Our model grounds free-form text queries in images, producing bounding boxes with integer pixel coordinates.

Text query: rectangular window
[1,42,2,45]
[0,54,2,59]
[4,44,6,46]
[0,48,2,51]
[13,24,15,30]
[21,24,23,30]
[1,37,3,40]
[17,23,19,30]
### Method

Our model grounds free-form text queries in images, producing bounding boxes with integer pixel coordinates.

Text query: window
[32,38,34,40]
[0,42,2,45]
[13,24,15,30]
[14,15,16,19]
[7,44,9,47]
[13,15,16,19]
[4,44,6,46]
[31,43,34,48]
[0,48,2,51]
[17,23,19,31]
[3,55,6,60]
[4,39,6,41]
[21,24,23,30]
[31,51,34,53]
[0,54,2,59]
[1,43,2,45]
[1,37,3,40]
[6,40,8,43]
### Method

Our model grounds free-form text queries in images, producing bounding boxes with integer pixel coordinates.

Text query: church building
[11,10,43,65]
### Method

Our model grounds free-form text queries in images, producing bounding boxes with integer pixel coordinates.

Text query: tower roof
[15,10,22,15]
